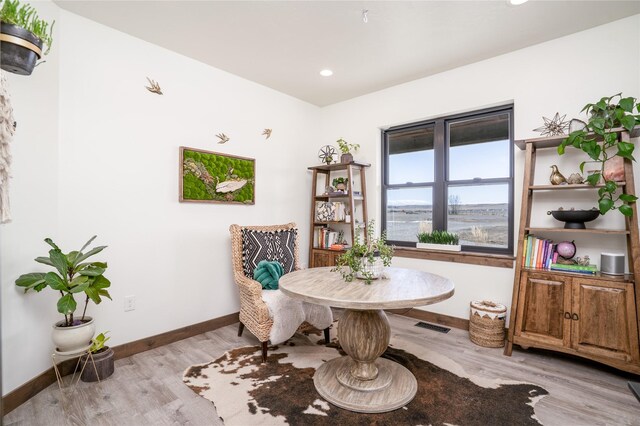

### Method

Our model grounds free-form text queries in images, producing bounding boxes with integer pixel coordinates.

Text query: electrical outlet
[124,295,136,312]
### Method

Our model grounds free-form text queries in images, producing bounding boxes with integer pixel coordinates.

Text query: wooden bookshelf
[505,129,640,375]
[308,161,370,268]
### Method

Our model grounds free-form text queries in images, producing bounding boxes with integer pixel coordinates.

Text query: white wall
[319,15,640,322]
[0,0,60,397]
[1,8,320,394]
[2,6,639,396]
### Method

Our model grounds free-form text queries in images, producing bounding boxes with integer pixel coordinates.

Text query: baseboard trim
[112,312,239,360]
[386,308,470,331]
[1,312,239,416]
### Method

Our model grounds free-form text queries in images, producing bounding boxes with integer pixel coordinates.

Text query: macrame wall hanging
[0,71,15,223]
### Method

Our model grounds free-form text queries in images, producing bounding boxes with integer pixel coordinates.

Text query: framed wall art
[179,146,255,204]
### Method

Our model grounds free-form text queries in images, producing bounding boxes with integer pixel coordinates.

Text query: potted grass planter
[416,230,461,251]
[0,0,54,75]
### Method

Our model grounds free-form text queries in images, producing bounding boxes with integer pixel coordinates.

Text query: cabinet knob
[572,313,579,321]
[564,312,571,319]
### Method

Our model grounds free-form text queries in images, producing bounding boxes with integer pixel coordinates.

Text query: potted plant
[332,177,348,192]
[416,230,461,251]
[558,93,639,216]
[15,236,111,354]
[336,138,360,164]
[0,0,54,75]
[80,331,114,382]
[333,221,393,284]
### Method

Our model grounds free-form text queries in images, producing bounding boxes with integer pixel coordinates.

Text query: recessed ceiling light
[509,0,529,5]
[320,69,333,77]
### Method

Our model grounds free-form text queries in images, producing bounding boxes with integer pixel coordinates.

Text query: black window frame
[381,105,514,255]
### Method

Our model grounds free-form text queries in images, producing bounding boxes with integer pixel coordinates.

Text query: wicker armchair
[230,223,331,362]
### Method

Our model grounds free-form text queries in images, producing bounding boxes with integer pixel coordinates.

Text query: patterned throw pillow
[241,228,297,278]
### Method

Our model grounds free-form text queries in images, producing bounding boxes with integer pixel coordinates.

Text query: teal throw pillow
[253,260,284,290]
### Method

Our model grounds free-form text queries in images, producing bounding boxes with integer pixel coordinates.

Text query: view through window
[382,107,513,254]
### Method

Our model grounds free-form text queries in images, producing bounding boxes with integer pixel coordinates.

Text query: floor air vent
[415,321,450,333]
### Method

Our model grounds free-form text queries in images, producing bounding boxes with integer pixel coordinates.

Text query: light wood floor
[4,312,640,425]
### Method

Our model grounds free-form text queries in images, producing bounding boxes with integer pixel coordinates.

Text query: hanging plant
[557,93,639,216]
[0,0,54,75]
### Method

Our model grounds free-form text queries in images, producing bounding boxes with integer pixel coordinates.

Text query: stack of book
[549,263,598,275]
[522,235,558,270]
[316,228,342,249]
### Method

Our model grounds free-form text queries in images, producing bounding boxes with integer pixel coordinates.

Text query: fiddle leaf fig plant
[15,236,111,327]
[558,93,639,216]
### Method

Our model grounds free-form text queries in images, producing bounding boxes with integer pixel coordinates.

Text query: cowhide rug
[183,334,548,425]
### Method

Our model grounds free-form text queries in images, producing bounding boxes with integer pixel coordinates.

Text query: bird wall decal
[262,128,272,139]
[216,133,230,144]
[145,77,163,95]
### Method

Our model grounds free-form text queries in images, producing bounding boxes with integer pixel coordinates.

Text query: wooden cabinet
[307,161,370,268]
[571,277,639,363]
[506,129,640,374]
[311,249,340,267]
[514,271,639,369]
[515,272,571,348]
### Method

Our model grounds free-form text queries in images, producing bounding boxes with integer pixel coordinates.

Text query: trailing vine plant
[558,93,639,216]
[332,220,393,284]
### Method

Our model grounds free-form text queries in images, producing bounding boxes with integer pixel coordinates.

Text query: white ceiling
[55,1,640,107]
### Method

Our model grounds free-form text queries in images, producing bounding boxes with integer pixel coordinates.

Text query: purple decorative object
[557,241,576,259]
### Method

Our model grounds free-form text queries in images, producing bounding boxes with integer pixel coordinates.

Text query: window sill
[394,247,515,268]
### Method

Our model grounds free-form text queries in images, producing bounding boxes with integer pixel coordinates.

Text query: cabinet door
[515,272,571,347]
[571,279,640,363]
[312,251,335,268]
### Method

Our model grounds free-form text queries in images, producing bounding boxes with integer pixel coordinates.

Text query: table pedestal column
[313,309,417,413]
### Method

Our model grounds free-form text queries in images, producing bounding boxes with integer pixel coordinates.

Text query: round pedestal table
[279,266,454,413]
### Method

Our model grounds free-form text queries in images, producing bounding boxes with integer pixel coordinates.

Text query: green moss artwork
[179,147,255,204]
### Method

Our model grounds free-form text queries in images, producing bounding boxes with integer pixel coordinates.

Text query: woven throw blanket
[261,289,332,345]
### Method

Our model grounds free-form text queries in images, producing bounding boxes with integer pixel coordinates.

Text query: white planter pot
[416,243,462,252]
[355,256,384,280]
[52,316,95,355]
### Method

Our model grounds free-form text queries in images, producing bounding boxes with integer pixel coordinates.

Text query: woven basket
[469,300,506,348]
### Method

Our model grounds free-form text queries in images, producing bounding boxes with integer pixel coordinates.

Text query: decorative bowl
[547,209,600,229]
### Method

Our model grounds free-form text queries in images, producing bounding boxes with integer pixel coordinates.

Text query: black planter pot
[0,22,43,76]
[80,347,115,382]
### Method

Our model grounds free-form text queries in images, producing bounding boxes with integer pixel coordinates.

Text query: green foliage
[0,0,54,54]
[332,177,348,187]
[15,236,111,326]
[332,221,394,284]
[336,138,360,154]
[89,331,110,353]
[416,230,459,245]
[558,93,639,216]
[182,150,254,203]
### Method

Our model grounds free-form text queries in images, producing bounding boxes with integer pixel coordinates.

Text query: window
[382,106,514,254]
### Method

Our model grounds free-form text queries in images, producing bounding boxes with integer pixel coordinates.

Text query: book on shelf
[550,263,598,274]
[522,235,557,271]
